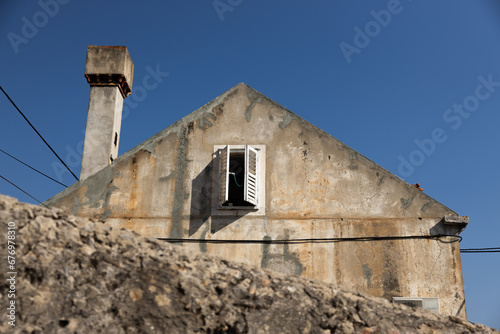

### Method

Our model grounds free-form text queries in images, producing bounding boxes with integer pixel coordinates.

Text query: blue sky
[1,0,499,328]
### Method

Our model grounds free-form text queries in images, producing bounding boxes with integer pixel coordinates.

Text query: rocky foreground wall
[0,195,497,334]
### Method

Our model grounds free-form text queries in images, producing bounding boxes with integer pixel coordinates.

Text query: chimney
[80,46,134,180]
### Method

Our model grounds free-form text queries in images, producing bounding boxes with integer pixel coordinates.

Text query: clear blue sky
[1,0,499,328]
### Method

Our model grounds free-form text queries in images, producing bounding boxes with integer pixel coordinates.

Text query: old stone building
[45,46,468,318]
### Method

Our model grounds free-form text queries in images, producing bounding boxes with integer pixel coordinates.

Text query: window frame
[212,145,266,215]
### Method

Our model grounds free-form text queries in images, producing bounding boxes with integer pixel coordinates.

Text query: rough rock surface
[0,194,497,334]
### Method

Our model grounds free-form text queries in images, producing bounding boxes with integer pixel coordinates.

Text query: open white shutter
[244,145,258,206]
[219,146,230,206]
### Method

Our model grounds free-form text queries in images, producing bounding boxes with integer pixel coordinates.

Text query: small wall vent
[393,297,439,313]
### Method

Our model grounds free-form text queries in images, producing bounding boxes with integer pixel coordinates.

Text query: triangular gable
[45,83,457,220]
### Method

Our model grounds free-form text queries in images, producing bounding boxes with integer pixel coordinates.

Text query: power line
[0,174,49,208]
[461,251,500,253]
[0,149,68,187]
[460,247,500,254]
[461,247,500,251]
[158,234,462,244]
[0,86,79,182]
[159,236,500,253]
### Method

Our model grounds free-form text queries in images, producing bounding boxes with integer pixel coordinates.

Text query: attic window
[393,297,439,313]
[219,145,259,207]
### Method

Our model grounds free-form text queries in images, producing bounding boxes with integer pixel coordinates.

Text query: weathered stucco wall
[45,83,466,318]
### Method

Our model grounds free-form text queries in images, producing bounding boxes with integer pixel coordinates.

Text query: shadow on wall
[261,231,304,276]
[189,161,213,236]
[189,159,247,236]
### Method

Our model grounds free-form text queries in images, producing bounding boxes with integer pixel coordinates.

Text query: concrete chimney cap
[84,45,134,98]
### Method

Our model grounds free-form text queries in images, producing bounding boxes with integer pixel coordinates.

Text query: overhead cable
[159,236,499,254]
[0,149,68,187]
[0,86,79,181]
[460,247,500,251]
[158,234,462,244]
[460,247,500,253]
[0,174,49,208]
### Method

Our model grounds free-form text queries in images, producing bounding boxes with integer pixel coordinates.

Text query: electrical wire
[0,149,68,187]
[460,247,500,251]
[158,234,462,244]
[0,174,49,208]
[159,235,500,254]
[460,247,500,253]
[0,86,79,181]
[461,251,500,253]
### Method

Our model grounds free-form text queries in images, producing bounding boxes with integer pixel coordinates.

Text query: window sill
[218,205,258,210]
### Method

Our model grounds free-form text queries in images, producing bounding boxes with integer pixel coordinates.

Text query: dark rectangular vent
[395,299,423,308]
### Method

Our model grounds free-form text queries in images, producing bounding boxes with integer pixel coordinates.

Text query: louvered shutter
[244,145,258,206]
[219,146,230,205]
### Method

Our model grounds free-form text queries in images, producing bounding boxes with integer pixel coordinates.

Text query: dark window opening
[397,300,423,308]
[222,152,253,207]
[114,132,118,146]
